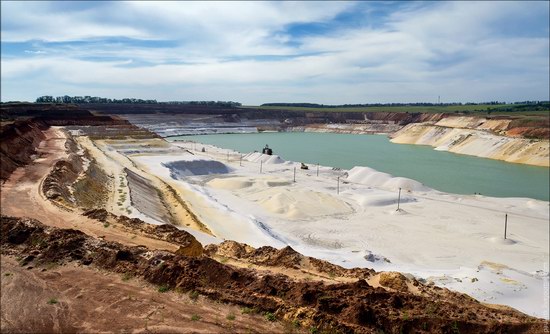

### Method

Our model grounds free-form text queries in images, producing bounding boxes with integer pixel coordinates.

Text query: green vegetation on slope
[242,102,549,116]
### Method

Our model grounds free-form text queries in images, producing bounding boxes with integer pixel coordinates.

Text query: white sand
[391,123,550,166]
[97,139,548,318]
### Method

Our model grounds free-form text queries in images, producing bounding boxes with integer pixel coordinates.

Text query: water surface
[169,132,549,201]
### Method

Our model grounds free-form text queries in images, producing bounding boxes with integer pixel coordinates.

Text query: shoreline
[156,123,550,167]
[167,132,550,201]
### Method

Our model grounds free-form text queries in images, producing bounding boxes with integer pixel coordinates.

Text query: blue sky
[1,1,549,104]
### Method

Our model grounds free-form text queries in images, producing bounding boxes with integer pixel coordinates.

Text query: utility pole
[293,167,296,182]
[504,213,508,239]
[396,188,402,211]
[260,160,263,173]
[337,177,340,194]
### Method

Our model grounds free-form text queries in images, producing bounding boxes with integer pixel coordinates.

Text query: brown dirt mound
[0,219,533,333]
[83,209,203,256]
[378,272,410,292]
[0,119,48,182]
[206,241,374,279]
[42,154,83,205]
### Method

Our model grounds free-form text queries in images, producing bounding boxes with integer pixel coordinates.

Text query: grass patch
[191,314,201,321]
[4,272,12,276]
[242,103,549,115]
[121,272,133,281]
[47,298,58,305]
[264,312,276,322]
[189,290,199,302]
[31,236,47,248]
[73,160,109,208]
[241,307,256,314]
[103,222,110,228]
[157,284,170,293]
[43,261,58,270]
[226,313,236,321]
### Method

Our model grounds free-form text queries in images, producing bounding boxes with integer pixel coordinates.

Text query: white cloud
[1,1,548,103]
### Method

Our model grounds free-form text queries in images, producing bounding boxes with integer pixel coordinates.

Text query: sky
[1,1,549,105]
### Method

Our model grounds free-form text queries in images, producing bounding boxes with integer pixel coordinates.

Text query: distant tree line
[488,101,549,112]
[35,95,241,107]
[163,100,242,107]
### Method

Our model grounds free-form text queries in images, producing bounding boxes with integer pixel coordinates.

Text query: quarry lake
[170,132,550,201]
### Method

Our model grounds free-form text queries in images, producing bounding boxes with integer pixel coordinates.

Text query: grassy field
[241,104,549,116]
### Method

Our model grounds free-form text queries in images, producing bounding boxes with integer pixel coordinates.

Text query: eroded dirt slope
[2,216,546,334]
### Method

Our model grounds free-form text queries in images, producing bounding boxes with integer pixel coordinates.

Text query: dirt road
[0,127,177,252]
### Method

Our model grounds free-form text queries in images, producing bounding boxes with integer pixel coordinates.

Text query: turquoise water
[169,132,549,201]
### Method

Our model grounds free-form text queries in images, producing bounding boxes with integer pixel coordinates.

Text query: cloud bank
[1,1,548,104]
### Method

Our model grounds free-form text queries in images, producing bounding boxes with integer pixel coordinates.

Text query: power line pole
[396,187,402,211]
[504,213,508,239]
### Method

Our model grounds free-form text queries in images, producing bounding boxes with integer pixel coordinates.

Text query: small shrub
[121,272,133,281]
[226,313,236,321]
[47,298,58,305]
[157,284,170,293]
[241,307,255,314]
[44,262,58,270]
[189,290,199,301]
[191,314,201,321]
[309,327,318,334]
[264,312,276,322]
[292,320,300,328]
[4,272,12,276]
[452,321,460,334]
[103,222,110,228]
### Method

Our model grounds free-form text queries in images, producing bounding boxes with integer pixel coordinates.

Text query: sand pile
[243,152,285,164]
[207,175,352,219]
[346,166,430,192]
[252,188,353,219]
[207,177,254,190]
[352,193,417,207]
